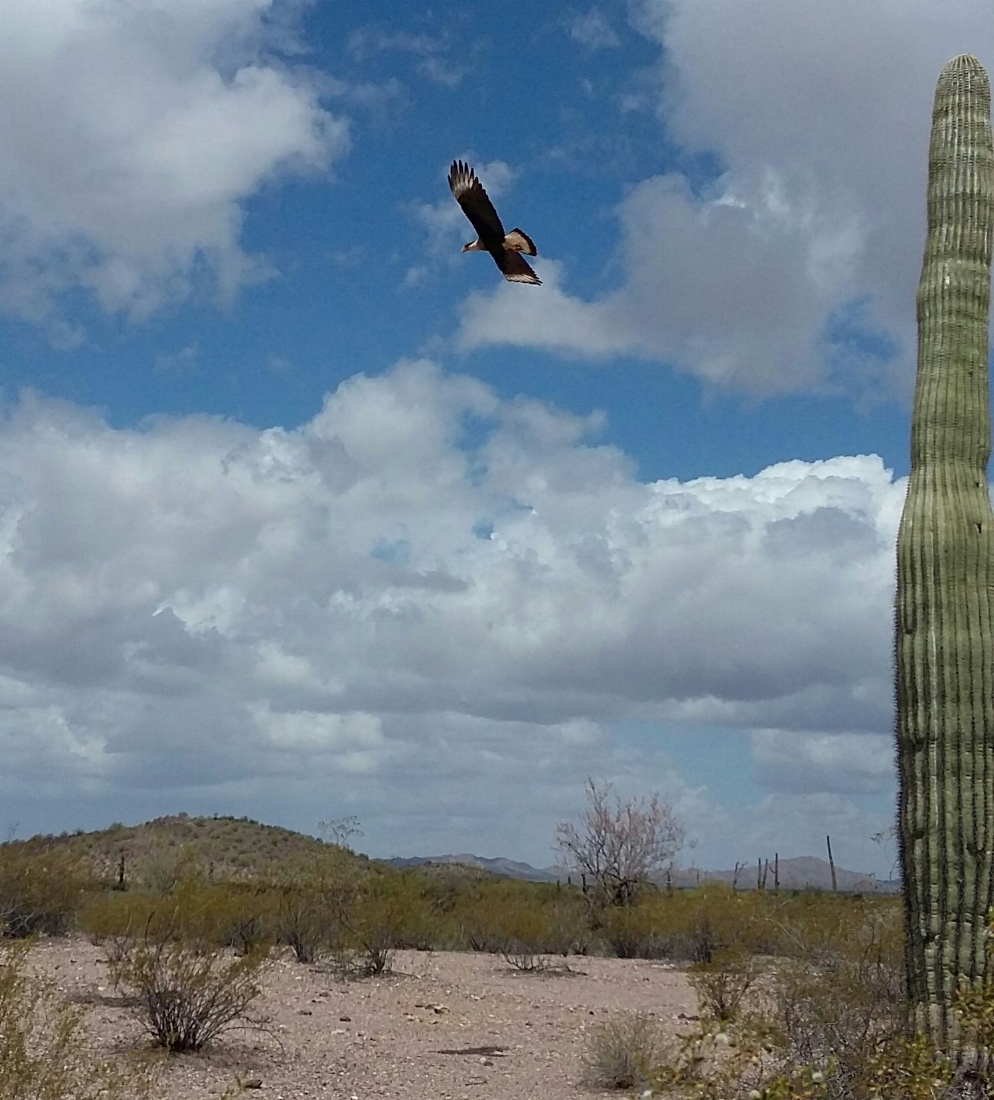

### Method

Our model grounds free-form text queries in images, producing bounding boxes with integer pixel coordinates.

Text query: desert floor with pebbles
[27,937,697,1099]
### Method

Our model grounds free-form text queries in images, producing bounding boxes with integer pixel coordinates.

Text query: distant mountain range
[387,852,558,882]
[387,852,900,893]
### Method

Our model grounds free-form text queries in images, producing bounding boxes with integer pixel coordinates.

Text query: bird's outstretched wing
[448,160,505,242]
[503,228,537,256]
[499,250,541,285]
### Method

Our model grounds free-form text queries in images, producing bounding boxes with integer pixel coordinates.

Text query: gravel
[28,937,697,1099]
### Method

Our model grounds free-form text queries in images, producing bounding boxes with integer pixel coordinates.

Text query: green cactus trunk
[896,54,994,1053]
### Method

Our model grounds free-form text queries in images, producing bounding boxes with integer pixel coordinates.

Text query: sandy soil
[27,937,698,1100]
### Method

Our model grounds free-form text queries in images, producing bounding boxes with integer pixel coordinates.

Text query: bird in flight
[448,160,541,285]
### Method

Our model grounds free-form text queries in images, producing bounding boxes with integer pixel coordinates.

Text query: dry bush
[585,1010,667,1089]
[0,939,158,1099]
[689,950,763,1023]
[108,936,267,1052]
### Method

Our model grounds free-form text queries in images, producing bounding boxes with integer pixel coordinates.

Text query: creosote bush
[108,936,267,1052]
[0,940,158,1100]
[0,845,95,938]
[611,895,964,1100]
[689,950,762,1023]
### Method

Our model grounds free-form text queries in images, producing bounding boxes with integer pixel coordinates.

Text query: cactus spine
[896,54,994,1051]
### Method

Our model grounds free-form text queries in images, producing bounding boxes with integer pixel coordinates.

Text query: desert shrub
[271,850,360,963]
[689,950,763,1023]
[679,884,764,963]
[495,904,556,972]
[645,896,958,1100]
[0,939,158,1099]
[449,881,586,969]
[134,844,203,894]
[107,936,267,1052]
[0,845,95,938]
[371,874,440,951]
[334,874,424,976]
[597,895,674,959]
[492,902,571,972]
[82,878,276,955]
[458,890,509,953]
[543,888,591,957]
[275,882,327,964]
[585,1010,666,1089]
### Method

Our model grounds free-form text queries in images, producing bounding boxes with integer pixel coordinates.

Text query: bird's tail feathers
[504,228,537,256]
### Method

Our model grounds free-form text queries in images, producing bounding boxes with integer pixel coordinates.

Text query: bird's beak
[461,243,471,253]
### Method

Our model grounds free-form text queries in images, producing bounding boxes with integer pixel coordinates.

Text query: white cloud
[459,0,994,397]
[568,8,621,50]
[347,28,470,87]
[0,361,905,860]
[0,0,347,325]
[752,729,894,794]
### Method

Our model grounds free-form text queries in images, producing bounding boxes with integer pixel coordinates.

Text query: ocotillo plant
[896,54,994,1053]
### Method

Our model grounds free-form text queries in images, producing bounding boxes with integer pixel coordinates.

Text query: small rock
[339,1015,351,1022]
[243,1078,263,1090]
[298,1009,312,1015]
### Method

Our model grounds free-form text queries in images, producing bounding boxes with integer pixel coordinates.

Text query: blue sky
[0,0,991,878]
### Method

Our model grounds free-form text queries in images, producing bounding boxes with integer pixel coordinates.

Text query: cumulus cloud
[0,0,347,325]
[459,0,993,397]
[0,361,905,859]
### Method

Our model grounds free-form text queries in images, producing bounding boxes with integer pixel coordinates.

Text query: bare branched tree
[555,779,685,907]
[318,815,363,851]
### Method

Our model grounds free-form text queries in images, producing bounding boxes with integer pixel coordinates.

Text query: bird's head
[462,239,484,252]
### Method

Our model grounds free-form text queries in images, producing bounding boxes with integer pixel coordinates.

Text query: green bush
[642,894,957,1100]
[0,845,94,938]
[334,874,429,976]
[270,851,359,963]
[597,895,674,959]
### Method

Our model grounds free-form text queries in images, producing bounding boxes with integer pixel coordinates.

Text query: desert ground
[30,937,697,1100]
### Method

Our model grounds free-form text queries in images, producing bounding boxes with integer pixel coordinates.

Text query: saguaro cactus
[896,54,994,1051]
